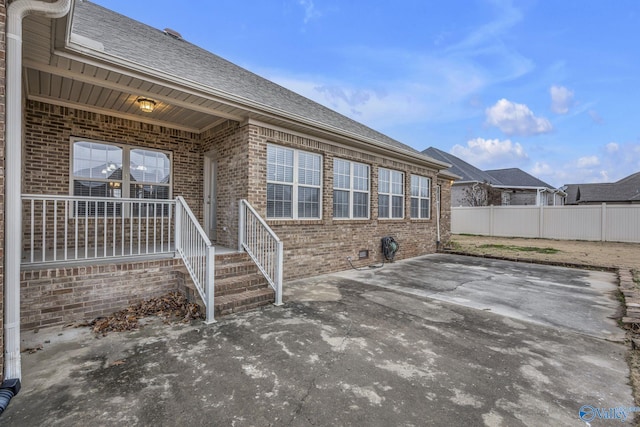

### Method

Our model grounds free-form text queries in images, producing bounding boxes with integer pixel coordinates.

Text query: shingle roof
[485,168,553,188]
[564,172,640,204]
[422,147,499,184]
[71,1,427,158]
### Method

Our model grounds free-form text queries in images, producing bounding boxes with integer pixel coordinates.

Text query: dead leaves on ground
[90,292,203,336]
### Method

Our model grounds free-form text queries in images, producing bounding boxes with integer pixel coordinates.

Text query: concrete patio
[2,254,633,426]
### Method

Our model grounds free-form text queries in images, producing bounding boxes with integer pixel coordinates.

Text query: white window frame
[69,138,173,200]
[410,174,431,219]
[333,159,370,219]
[266,144,322,219]
[378,168,404,219]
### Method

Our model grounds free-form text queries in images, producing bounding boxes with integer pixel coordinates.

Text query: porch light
[137,98,156,113]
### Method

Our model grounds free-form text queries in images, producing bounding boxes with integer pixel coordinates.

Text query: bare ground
[447,234,640,424]
[449,234,640,271]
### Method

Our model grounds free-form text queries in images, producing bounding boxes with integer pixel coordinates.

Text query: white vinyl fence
[452,204,640,243]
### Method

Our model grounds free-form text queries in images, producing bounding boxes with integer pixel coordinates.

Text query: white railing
[452,204,640,243]
[238,199,283,306]
[22,194,175,265]
[175,196,215,324]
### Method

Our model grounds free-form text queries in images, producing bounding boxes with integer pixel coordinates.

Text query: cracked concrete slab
[2,254,633,425]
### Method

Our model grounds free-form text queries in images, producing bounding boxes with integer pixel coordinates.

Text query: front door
[204,157,217,241]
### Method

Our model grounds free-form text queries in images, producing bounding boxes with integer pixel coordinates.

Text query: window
[378,168,404,219]
[333,159,370,219]
[267,145,322,219]
[410,175,431,219]
[71,139,171,215]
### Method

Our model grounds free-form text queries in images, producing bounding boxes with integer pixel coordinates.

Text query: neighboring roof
[564,172,640,204]
[71,2,441,165]
[485,168,554,189]
[422,147,499,184]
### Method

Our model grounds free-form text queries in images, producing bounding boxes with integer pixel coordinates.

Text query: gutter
[3,0,73,413]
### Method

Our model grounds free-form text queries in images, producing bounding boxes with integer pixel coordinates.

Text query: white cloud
[451,137,528,169]
[550,85,574,114]
[531,161,553,176]
[298,0,320,24]
[485,99,553,136]
[606,142,619,153]
[577,155,600,168]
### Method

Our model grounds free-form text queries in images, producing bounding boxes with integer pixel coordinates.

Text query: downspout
[2,0,72,412]
[436,185,441,250]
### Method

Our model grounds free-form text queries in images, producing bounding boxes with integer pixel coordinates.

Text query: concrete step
[214,287,275,317]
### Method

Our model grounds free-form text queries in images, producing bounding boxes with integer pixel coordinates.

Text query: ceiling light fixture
[137,98,156,113]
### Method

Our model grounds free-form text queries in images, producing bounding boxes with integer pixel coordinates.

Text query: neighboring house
[563,172,640,205]
[423,147,565,206]
[0,1,457,385]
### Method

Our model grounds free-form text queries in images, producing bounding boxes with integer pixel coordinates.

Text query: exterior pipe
[4,0,72,389]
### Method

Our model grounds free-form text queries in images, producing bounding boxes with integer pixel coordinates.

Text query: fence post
[204,245,216,324]
[275,241,284,306]
[238,199,246,252]
[601,203,607,242]
[539,204,544,238]
[175,199,182,254]
[489,205,494,236]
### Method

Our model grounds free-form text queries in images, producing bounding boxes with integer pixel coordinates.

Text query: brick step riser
[214,253,251,264]
[216,282,271,297]
[215,263,260,279]
[214,291,275,316]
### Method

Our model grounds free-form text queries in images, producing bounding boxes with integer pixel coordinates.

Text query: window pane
[130,149,170,184]
[391,171,404,195]
[421,199,430,218]
[73,180,110,197]
[73,141,122,179]
[392,195,403,218]
[333,190,349,218]
[411,175,420,197]
[298,187,319,218]
[130,184,170,200]
[267,183,292,218]
[299,153,321,186]
[378,169,390,193]
[353,192,368,218]
[353,164,369,191]
[378,194,389,218]
[267,146,294,183]
[411,198,419,218]
[334,159,350,189]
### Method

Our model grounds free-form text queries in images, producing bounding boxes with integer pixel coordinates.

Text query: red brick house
[0,0,455,390]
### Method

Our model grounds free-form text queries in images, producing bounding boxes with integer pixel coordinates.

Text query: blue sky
[92,0,640,187]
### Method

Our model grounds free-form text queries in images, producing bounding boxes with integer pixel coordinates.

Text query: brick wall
[20,259,182,330]
[24,101,204,218]
[0,0,6,380]
[247,124,451,280]
[202,121,249,248]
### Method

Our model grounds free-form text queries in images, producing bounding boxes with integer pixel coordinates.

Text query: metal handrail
[175,196,215,324]
[238,199,283,306]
